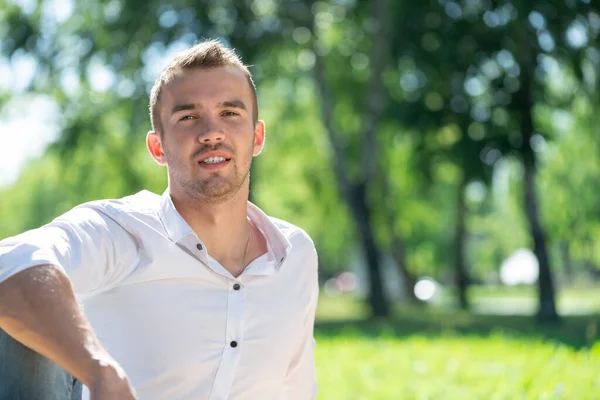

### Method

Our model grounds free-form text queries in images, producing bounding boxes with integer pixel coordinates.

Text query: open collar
[158,189,292,272]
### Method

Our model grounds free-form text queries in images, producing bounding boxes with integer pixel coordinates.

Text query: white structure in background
[414,278,440,302]
[500,248,539,285]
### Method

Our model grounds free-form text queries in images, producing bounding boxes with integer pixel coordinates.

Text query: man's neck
[169,185,252,272]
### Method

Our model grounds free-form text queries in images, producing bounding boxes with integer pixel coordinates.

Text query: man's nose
[198,117,224,143]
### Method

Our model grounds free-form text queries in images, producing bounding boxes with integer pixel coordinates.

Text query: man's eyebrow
[217,99,247,111]
[171,103,198,115]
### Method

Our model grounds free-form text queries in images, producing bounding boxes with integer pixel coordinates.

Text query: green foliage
[254,77,354,272]
[0,154,64,236]
[1,0,600,306]
[537,97,600,271]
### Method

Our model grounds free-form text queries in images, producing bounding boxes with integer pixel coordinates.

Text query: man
[0,40,319,399]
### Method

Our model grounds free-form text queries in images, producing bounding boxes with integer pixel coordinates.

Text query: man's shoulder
[78,190,162,216]
[268,216,315,249]
[55,190,165,236]
[267,217,319,275]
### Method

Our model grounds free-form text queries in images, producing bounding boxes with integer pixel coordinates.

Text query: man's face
[148,66,265,203]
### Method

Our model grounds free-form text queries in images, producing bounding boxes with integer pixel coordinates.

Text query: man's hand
[89,362,137,400]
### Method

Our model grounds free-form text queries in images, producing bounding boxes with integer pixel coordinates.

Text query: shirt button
[233,283,241,291]
[230,341,238,348]
[196,243,203,251]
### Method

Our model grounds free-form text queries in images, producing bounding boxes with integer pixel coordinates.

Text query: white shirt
[0,190,319,400]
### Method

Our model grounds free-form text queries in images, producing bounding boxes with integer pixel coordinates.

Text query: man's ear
[253,120,266,157]
[147,131,167,165]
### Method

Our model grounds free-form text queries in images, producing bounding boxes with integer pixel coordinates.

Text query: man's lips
[196,150,232,171]
[198,159,230,170]
[197,150,232,163]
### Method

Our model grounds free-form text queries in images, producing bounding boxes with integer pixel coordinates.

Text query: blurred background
[1,0,600,398]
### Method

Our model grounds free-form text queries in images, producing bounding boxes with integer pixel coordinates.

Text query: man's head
[146,40,265,204]
[149,40,259,137]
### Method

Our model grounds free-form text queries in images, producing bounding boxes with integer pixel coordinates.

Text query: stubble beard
[167,150,252,205]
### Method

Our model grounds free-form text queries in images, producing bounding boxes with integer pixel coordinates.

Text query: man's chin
[201,188,232,201]
[175,172,248,204]
[188,182,240,204]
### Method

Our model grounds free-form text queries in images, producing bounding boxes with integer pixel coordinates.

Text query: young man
[0,40,319,400]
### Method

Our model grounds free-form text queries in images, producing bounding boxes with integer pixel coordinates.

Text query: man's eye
[222,111,238,117]
[179,115,195,121]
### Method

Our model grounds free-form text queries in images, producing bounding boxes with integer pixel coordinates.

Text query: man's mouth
[202,156,228,164]
[197,152,232,170]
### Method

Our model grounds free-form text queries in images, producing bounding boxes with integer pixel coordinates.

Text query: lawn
[314,332,600,399]
[313,290,600,399]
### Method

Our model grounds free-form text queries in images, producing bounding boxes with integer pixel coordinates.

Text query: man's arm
[0,265,136,397]
[0,206,139,397]
[281,242,319,400]
[280,291,318,400]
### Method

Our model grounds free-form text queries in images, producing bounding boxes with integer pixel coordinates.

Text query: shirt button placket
[209,280,245,399]
[227,281,243,348]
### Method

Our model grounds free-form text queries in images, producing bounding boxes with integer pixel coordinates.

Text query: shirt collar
[159,189,194,244]
[158,189,292,267]
[246,201,292,265]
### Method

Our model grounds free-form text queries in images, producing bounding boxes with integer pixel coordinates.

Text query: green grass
[315,332,600,399]
[313,289,600,399]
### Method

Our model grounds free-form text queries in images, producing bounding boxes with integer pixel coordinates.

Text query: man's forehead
[162,66,252,105]
[166,66,248,89]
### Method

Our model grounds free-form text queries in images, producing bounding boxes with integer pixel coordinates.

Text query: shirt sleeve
[281,247,319,400]
[0,205,138,297]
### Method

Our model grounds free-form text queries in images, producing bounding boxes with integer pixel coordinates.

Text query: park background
[1,0,600,398]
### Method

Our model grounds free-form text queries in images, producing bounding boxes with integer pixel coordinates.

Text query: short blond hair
[149,40,258,136]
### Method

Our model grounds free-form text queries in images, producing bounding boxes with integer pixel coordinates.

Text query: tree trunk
[312,67,391,317]
[454,174,470,310]
[351,183,390,317]
[515,20,559,323]
[520,94,559,322]
[522,104,559,323]
[522,146,558,322]
[559,241,573,283]
[310,0,393,317]
[390,234,419,304]
[513,0,559,324]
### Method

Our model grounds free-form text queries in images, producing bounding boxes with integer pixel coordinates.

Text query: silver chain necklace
[236,225,252,277]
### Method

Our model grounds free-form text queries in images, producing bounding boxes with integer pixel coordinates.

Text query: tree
[309,0,395,316]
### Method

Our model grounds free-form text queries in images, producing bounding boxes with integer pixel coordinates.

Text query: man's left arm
[281,246,319,400]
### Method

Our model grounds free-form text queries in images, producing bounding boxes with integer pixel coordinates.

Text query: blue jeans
[0,329,82,400]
